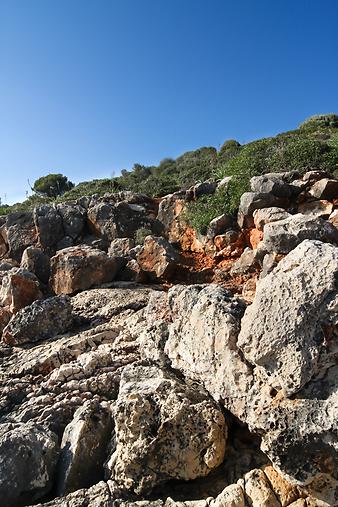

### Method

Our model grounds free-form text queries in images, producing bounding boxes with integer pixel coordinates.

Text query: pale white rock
[244,469,280,507]
[211,483,245,507]
[107,363,227,494]
[253,207,291,231]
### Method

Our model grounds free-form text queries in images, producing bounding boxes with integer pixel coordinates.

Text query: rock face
[136,236,180,280]
[34,205,64,251]
[7,211,37,261]
[238,192,288,228]
[0,422,59,507]
[0,268,42,312]
[56,400,112,496]
[50,246,120,294]
[107,363,227,494]
[164,285,250,419]
[2,295,73,345]
[262,213,338,253]
[21,246,51,284]
[309,178,338,199]
[238,240,338,395]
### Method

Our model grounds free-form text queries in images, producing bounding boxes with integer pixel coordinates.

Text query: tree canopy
[33,173,74,198]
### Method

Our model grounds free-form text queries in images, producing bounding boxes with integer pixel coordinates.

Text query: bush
[135,227,152,245]
[299,114,338,130]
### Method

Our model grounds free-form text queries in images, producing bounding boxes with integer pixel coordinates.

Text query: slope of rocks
[0,172,337,506]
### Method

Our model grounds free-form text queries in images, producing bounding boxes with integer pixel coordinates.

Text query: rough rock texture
[56,204,87,240]
[56,400,112,496]
[262,213,338,253]
[309,178,338,200]
[21,246,51,284]
[0,267,42,312]
[0,422,59,507]
[253,207,291,231]
[34,205,64,251]
[7,211,37,261]
[50,246,120,294]
[136,236,180,280]
[238,240,338,395]
[206,214,232,240]
[230,248,263,275]
[163,285,250,419]
[298,199,333,218]
[2,295,73,345]
[250,173,296,198]
[238,192,288,228]
[108,238,135,257]
[107,363,227,494]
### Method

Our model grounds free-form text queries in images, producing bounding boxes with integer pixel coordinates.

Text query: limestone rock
[243,469,280,507]
[34,205,64,251]
[206,214,233,239]
[164,285,250,419]
[309,178,338,200]
[32,481,113,507]
[0,267,42,312]
[57,204,87,240]
[238,240,338,396]
[56,400,113,496]
[50,246,119,295]
[250,173,295,198]
[87,202,118,241]
[7,211,37,261]
[0,422,59,507]
[262,214,338,254]
[253,207,291,231]
[230,248,263,275]
[107,363,227,494]
[136,236,180,281]
[2,295,73,345]
[108,238,135,257]
[238,192,288,228]
[212,484,245,507]
[21,246,51,284]
[298,199,333,218]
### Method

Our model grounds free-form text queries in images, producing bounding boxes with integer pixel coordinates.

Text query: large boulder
[50,245,120,295]
[20,246,51,284]
[6,211,37,261]
[253,207,291,231]
[238,192,288,228]
[56,203,87,240]
[2,295,73,345]
[238,240,338,396]
[0,268,42,312]
[309,178,338,200]
[261,214,338,254]
[106,363,227,494]
[0,422,59,507]
[136,236,180,281]
[163,285,250,419]
[56,400,112,496]
[250,173,296,198]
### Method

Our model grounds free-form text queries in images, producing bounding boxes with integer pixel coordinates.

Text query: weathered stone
[33,481,113,506]
[298,199,333,218]
[212,483,245,507]
[309,178,338,200]
[250,173,295,198]
[329,209,338,229]
[6,211,37,261]
[238,193,288,228]
[56,400,112,496]
[230,248,263,275]
[107,363,227,494]
[157,192,187,243]
[238,240,338,396]
[0,305,11,334]
[87,202,118,241]
[259,252,282,278]
[262,214,338,254]
[244,469,280,507]
[0,231,7,258]
[136,236,180,281]
[20,246,51,284]
[56,236,74,251]
[0,268,42,312]
[253,207,291,231]
[108,238,135,257]
[164,285,250,419]
[0,422,59,507]
[207,214,233,240]
[263,466,300,507]
[50,246,119,295]
[2,295,73,345]
[34,205,64,251]
[57,204,87,239]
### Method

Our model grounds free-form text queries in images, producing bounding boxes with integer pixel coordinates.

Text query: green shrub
[135,227,152,245]
[299,114,338,130]
[33,173,74,197]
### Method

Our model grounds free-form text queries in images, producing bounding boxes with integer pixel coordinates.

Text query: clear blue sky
[1,0,338,204]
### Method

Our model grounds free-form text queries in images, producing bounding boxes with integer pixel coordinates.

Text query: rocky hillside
[0,155,338,504]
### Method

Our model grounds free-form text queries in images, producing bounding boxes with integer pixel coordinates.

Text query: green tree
[33,173,74,198]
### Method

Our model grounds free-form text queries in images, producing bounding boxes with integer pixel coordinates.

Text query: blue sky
[1,0,338,204]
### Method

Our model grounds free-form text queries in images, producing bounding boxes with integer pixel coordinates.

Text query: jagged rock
[263,466,300,506]
[108,238,135,257]
[309,178,338,200]
[0,422,59,507]
[230,248,263,275]
[262,213,338,253]
[253,207,291,231]
[243,469,280,507]
[329,209,338,229]
[164,285,250,419]
[117,259,146,283]
[50,246,120,294]
[31,481,113,507]
[56,236,74,251]
[250,173,296,198]
[211,483,245,507]
[106,363,227,494]
[136,236,180,281]
[34,205,64,251]
[21,246,51,284]
[259,252,282,278]
[157,192,187,243]
[206,214,233,240]
[238,192,288,228]
[87,202,118,241]
[6,211,37,261]
[0,267,42,312]
[2,295,73,345]
[57,204,87,240]
[56,400,113,496]
[0,305,11,334]
[238,240,338,396]
[0,232,7,257]
[298,199,333,218]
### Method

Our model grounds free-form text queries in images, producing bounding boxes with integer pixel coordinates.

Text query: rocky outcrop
[136,236,180,281]
[0,268,42,312]
[50,245,120,294]
[7,211,37,261]
[21,246,51,284]
[107,363,227,494]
